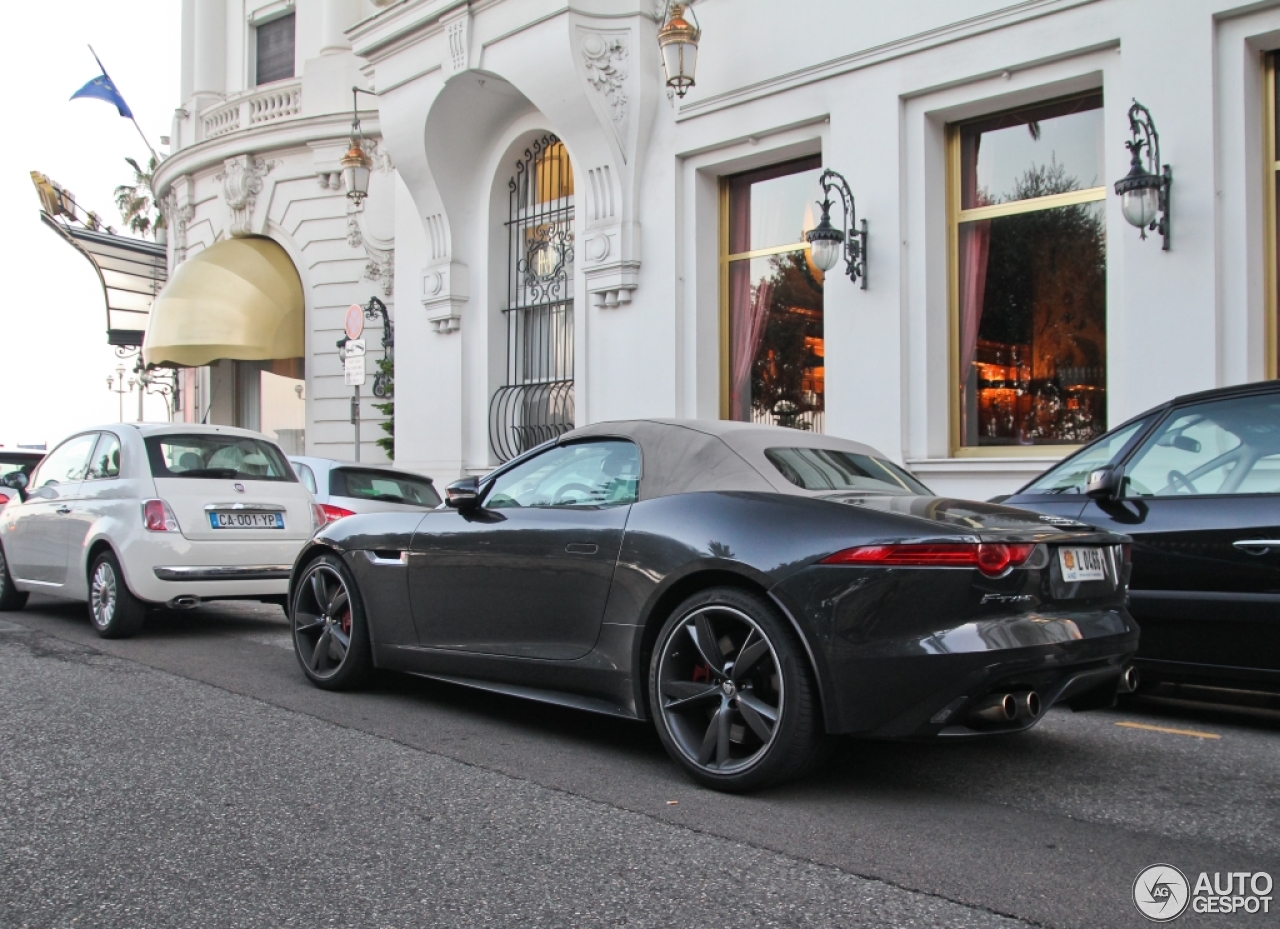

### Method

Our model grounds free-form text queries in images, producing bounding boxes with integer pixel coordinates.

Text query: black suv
[1001,381,1280,694]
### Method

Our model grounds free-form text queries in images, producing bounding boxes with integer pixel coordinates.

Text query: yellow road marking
[1115,721,1221,739]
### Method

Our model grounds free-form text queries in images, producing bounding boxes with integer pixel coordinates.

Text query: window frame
[86,432,123,482]
[253,10,296,87]
[946,91,1107,458]
[718,155,825,425]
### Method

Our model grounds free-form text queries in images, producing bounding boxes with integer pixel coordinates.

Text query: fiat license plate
[209,511,285,530]
[1058,546,1105,582]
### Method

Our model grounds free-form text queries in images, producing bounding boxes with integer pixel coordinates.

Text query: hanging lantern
[658,3,701,98]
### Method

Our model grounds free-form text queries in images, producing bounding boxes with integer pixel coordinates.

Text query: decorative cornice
[675,0,1101,121]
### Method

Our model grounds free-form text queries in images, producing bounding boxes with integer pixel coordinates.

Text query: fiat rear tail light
[316,503,355,525]
[0,492,9,506]
[821,542,1036,577]
[142,499,180,532]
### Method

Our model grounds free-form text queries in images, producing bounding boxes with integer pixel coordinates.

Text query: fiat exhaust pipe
[968,693,1017,724]
[1118,665,1140,694]
[167,596,200,610]
[1012,690,1041,721]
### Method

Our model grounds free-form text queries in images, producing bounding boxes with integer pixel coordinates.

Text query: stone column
[319,0,359,55]
[180,0,195,103]
[191,0,225,96]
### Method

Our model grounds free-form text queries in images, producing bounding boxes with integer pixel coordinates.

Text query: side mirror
[445,476,481,510]
[3,472,28,491]
[1085,466,1121,501]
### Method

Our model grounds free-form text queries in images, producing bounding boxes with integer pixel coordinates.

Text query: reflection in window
[724,158,825,432]
[486,441,640,508]
[953,94,1107,449]
[1020,418,1149,495]
[764,448,931,495]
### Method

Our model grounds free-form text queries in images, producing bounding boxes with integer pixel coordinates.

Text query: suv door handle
[1233,540,1280,555]
[55,506,72,515]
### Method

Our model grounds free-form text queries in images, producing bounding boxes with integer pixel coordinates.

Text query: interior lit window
[950,93,1107,451]
[722,157,825,432]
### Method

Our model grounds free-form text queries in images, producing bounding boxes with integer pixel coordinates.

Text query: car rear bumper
[117,535,307,603]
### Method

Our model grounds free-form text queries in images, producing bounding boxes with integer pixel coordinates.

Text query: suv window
[1124,393,1280,496]
[330,468,440,507]
[30,433,98,488]
[87,433,121,480]
[1020,418,1151,494]
[145,434,296,482]
[485,441,641,508]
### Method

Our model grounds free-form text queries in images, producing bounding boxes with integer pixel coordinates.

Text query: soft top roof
[559,418,890,500]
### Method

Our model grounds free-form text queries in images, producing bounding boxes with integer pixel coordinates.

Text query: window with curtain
[255,13,295,86]
[723,157,825,432]
[952,93,1107,451]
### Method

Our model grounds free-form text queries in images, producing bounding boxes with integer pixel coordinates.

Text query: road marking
[1115,721,1221,739]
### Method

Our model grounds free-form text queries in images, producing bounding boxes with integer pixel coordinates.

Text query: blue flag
[70,72,133,119]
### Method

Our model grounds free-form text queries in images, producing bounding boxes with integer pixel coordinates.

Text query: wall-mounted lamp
[805,168,869,289]
[658,2,701,98]
[1114,99,1171,250]
[343,86,379,203]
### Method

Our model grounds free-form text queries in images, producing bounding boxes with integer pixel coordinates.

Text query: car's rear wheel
[649,587,827,792]
[88,552,145,638]
[291,553,371,690]
[0,543,28,612]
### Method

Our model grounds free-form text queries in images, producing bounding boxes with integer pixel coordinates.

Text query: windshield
[1019,418,1151,495]
[331,468,441,507]
[764,448,931,495]
[145,434,296,482]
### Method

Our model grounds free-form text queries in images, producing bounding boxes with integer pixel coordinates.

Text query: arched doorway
[488,135,575,461]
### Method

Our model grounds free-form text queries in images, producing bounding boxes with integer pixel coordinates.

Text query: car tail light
[1120,543,1132,565]
[0,492,9,506]
[316,503,355,525]
[142,499,180,532]
[820,542,1036,577]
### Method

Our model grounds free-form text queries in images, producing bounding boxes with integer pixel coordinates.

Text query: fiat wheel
[291,553,372,690]
[87,551,145,638]
[649,587,827,792]
[0,543,29,612]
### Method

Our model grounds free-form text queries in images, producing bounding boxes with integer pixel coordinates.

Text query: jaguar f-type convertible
[288,420,1138,791]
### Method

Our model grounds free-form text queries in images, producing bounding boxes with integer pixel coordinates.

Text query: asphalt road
[1,596,1277,929]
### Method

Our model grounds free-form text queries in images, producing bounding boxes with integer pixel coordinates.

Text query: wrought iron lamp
[364,296,394,399]
[658,2,701,98]
[805,169,869,289]
[342,87,378,203]
[1114,99,1171,250]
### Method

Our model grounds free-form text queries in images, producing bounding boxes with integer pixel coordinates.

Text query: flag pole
[88,45,159,163]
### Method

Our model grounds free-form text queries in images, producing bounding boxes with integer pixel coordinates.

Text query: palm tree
[114,155,165,239]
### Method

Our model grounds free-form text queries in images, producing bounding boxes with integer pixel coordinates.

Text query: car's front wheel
[88,552,145,638]
[649,587,827,792]
[0,542,29,612]
[291,553,372,690]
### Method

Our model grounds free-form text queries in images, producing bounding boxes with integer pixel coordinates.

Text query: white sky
[0,1,180,449]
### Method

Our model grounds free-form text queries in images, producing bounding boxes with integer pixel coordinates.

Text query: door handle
[565,543,598,555]
[55,506,72,515]
[1232,540,1280,555]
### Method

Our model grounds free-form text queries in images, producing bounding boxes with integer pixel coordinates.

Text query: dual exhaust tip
[969,690,1041,725]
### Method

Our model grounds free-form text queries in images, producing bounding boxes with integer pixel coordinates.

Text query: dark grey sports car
[288,420,1138,791]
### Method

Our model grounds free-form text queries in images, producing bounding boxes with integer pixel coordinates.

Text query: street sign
[343,353,366,386]
[344,304,365,341]
[343,337,366,357]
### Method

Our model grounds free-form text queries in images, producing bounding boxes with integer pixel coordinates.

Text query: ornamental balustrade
[199,82,303,142]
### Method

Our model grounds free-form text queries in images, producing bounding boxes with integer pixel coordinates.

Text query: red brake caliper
[340,609,352,636]
[691,663,711,684]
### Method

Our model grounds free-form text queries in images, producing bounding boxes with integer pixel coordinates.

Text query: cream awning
[143,236,304,367]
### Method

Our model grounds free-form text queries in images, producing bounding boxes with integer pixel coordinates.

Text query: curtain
[730,272,773,420]
[959,221,991,383]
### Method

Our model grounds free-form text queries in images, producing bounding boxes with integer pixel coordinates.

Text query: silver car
[288,457,441,524]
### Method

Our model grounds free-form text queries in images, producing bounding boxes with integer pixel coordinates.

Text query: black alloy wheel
[650,587,826,792]
[291,553,372,690]
[0,543,29,612]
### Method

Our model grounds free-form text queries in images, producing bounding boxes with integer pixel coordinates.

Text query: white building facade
[157,0,1280,499]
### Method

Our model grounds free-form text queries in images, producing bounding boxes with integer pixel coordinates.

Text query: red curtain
[729,272,773,420]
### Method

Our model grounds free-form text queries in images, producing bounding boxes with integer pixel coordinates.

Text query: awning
[34,177,167,348]
[143,236,304,367]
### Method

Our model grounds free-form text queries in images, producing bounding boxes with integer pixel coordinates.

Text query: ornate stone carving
[217,154,275,237]
[443,9,470,77]
[364,243,394,297]
[421,261,467,334]
[581,33,629,125]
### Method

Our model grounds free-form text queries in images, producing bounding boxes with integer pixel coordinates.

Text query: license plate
[208,511,285,530]
[1058,546,1106,582]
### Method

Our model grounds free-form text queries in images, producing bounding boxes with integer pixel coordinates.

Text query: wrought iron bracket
[363,295,394,399]
[816,168,869,289]
[1118,100,1172,251]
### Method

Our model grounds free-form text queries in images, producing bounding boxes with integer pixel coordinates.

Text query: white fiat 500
[0,423,319,637]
